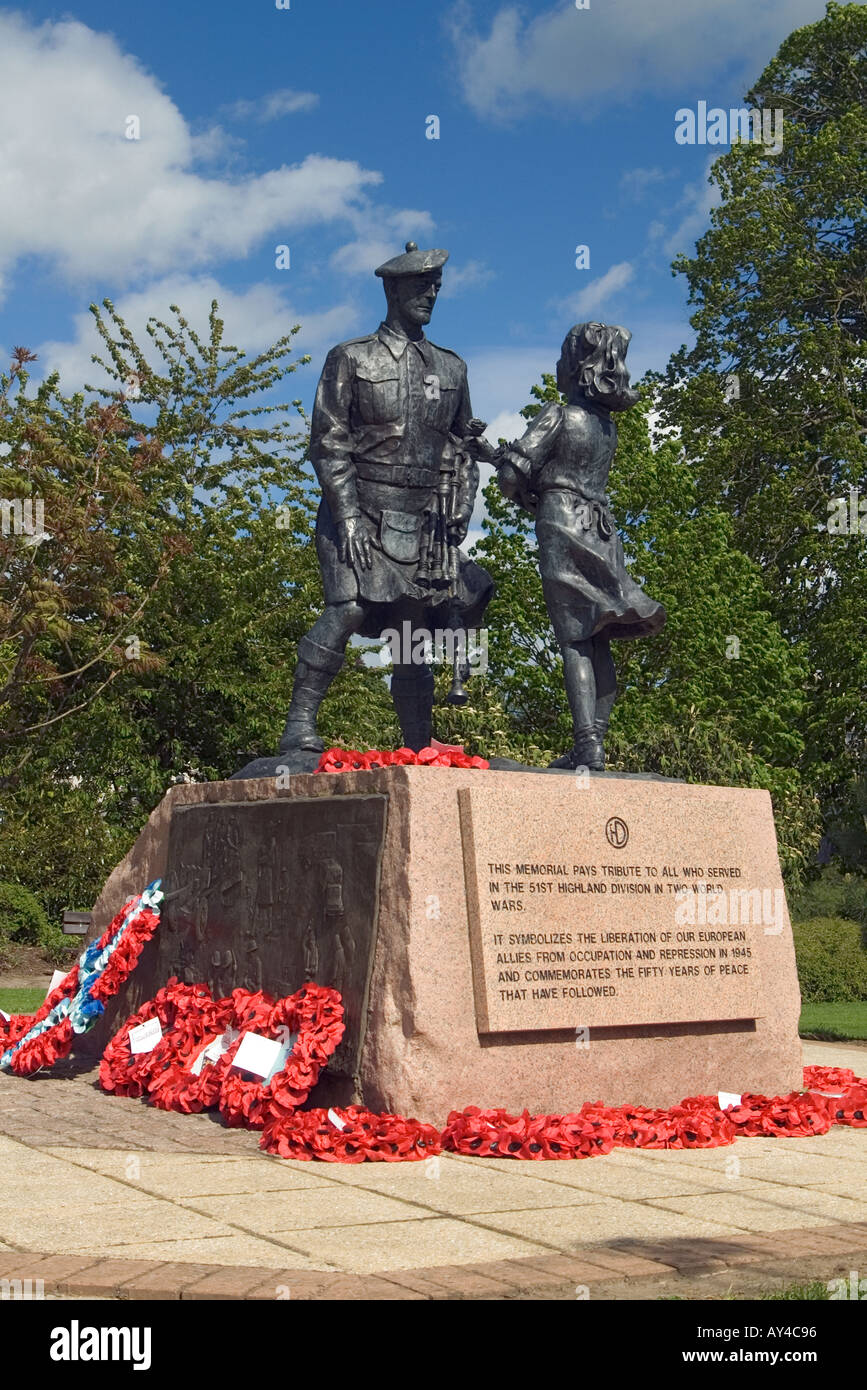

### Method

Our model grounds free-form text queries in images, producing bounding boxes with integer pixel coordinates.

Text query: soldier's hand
[337,516,373,570]
[448,511,471,546]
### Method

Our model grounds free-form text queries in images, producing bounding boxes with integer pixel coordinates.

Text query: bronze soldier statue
[279,242,493,754]
[495,323,666,772]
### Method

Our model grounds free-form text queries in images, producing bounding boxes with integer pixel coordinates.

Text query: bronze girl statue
[495,323,666,771]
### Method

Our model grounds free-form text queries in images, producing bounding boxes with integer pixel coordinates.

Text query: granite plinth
[83,768,802,1118]
[231,751,319,779]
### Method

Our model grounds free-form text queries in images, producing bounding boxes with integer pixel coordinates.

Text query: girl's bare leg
[550,639,604,769]
[592,633,616,755]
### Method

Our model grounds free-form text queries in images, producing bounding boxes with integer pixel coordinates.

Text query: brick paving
[0,1042,865,1299]
[1,1224,867,1300]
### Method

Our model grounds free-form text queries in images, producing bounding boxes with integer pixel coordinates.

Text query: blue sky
[0,0,839,445]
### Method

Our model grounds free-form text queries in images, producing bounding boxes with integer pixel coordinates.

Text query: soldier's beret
[374,241,449,279]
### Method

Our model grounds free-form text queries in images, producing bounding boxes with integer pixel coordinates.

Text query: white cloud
[224,89,320,122]
[618,317,695,380]
[464,345,554,426]
[663,161,721,255]
[619,167,676,201]
[330,239,399,276]
[464,407,528,530]
[560,261,635,319]
[461,347,555,529]
[332,243,493,291]
[37,275,361,394]
[329,209,437,277]
[0,13,411,299]
[439,259,495,298]
[485,409,527,445]
[451,0,823,121]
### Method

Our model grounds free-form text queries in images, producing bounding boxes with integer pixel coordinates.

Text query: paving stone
[0,1254,101,1289]
[244,1271,425,1300]
[244,1271,337,1300]
[519,1249,679,1280]
[383,1263,520,1298]
[3,1050,867,1299]
[60,1259,166,1297]
[182,1265,285,1300]
[759,1228,867,1258]
[594,1240,727,1273]
[833,1220,867,1236]
[119,1262,219,1300]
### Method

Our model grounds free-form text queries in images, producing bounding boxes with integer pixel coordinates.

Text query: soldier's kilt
[315,498,493,640]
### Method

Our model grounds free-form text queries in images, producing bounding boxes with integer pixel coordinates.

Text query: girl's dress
[499,399,666,645]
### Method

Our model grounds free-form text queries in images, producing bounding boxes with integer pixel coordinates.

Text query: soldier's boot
[391,662,435,753]
[278,636,345,753]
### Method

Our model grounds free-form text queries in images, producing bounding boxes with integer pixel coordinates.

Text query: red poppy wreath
[829,1082,867,1128]
[316,746,488,772]
[218,984,345,1129]
[99,979,226,1100]
[1,883,162,1078]
[260,1104,442,1163]
[145,987,272,1115]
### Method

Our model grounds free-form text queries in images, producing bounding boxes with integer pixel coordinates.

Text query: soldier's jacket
[310,321,474,539]
[309,321,492,630]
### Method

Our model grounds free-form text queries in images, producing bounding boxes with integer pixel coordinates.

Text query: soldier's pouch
[379,509,422,562]
[356,362,400,423]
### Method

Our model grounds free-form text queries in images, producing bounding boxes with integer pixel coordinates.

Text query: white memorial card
[231,1029,296,1084]
[717,1091,743,1110]
[129,1017,163,1055]
[232,1031,280,1080]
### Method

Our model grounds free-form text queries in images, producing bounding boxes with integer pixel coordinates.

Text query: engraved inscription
[459,786,780,1034]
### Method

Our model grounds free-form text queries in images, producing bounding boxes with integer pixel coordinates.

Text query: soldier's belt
[354,460,440,488]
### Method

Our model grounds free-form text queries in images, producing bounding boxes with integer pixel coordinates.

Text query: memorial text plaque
[458,782,786,1034]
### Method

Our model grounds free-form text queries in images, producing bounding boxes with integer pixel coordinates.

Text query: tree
[0,348,171,784]
[657,1,867,863]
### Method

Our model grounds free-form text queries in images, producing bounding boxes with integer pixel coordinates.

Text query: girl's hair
[556,322,638,409]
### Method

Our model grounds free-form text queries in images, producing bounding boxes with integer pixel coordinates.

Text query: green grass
[799,1001,867,1041]
[659,1280,832,1301]
[760,1280,831,1300]
[0,987,46,1015]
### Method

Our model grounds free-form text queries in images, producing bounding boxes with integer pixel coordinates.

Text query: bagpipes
[416,418,495,704]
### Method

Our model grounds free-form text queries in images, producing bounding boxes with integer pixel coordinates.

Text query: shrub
[793,916,867,1003]
[0,880,74,967]
[0,881,50,946]
[791,866,867,926]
